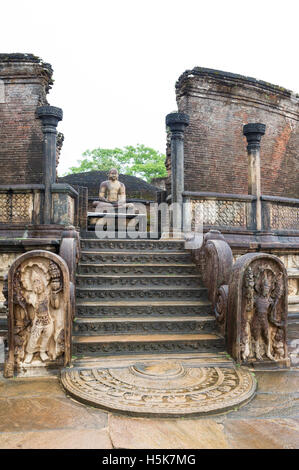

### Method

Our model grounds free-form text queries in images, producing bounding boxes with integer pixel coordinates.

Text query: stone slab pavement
[0,367,298,449]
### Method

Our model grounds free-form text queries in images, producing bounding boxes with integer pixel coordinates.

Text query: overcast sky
[1,0,298,174]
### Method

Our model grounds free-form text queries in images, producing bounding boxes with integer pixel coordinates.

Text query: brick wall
[0,54,53,184]
[168,68,299,198]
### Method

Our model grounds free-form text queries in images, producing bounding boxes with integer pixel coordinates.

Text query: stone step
[75,300,213,318]
[80,239,185,252]
[72,333,225,357]
[76,286,207,302]
[0,316,7,336]
[76,274,202,288]
[80,251,192,265]
[77,263,199,276]
[72,351,234,369]
[73,316,217,336]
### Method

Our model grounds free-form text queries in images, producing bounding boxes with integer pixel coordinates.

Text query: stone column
[37,106,63,224]
[243,123,266,231]
[166,112,189,235]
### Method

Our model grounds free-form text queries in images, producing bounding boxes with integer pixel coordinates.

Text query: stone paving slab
[108,415,229,449]
[0,376,63,398]
[253,370,299,394]
[0,395,108,433]
[222,392,299,420]
[0,428,112,449]
[223,418,299,449]
[108,415,299,449]
[0,366,299,449]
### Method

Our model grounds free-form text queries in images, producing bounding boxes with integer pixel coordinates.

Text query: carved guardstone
[227,253,290,367]
[3,250,71,378]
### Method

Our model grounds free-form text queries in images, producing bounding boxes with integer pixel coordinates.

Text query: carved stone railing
[59,227,80,324]
[3,250,72,378]
[193,230,233,336]
[183,192,256,231]
[261,195,299,232]
[192,230,290,367]
[0,184,78,227]
[183,191,299,234]
[0,185,43,225]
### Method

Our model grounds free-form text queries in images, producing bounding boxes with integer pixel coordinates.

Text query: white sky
[1,0,298,175]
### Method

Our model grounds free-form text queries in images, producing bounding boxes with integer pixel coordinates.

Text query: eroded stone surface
[0,428,112,449]
[254,370,299,394]
[223,418,299,449]
[0,396,108,432]
[0,367,299,449]
[225,392,299,419]
[109,415,229,449]
[0,377,63,398]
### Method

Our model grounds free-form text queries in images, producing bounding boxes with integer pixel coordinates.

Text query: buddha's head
[108,168,119,181]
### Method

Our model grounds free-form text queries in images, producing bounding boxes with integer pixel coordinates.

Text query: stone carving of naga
[3,250,71,378]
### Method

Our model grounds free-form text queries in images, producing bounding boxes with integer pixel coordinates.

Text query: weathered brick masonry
[167,67,299,198]
[0,54,53,184]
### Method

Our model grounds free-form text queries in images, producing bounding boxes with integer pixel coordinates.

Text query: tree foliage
[65,145,167,183]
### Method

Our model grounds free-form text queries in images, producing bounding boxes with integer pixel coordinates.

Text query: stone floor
[0,364,298,449]
[0,319,298,450]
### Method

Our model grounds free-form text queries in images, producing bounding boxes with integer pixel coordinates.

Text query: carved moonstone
[61,361,256,416]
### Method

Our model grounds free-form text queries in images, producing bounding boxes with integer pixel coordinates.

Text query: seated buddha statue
[93,168,134,212]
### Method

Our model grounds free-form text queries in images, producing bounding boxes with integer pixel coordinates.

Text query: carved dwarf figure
[93,168,134,212]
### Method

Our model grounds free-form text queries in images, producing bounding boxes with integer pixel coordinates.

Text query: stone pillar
[166,112,189,235]
[243,123,266,231]
[37,106,63,224]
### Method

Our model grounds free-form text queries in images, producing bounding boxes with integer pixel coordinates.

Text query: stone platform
[61,360,256,417]
[87,211,147,236]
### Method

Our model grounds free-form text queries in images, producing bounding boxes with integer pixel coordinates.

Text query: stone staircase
[72,239,227,362]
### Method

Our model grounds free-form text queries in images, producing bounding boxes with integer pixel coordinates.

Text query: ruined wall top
[176,67,299,115]
[0,53,53,91]
[172,66,299,198]
[0,53,55,185]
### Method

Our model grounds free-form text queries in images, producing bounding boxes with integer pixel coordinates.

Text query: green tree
[64,145,167,183]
